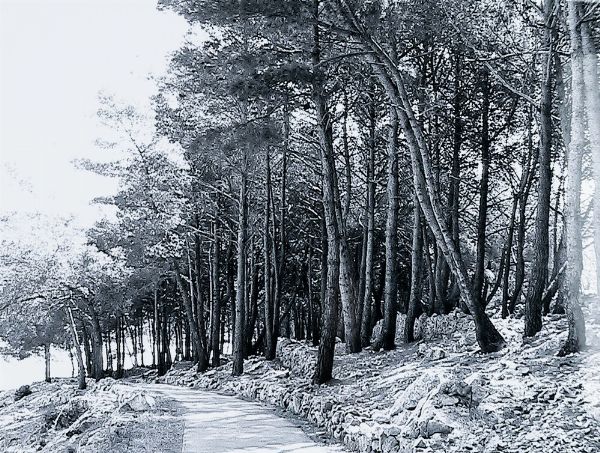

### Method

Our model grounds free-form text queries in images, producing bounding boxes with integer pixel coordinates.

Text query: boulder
[121,393,156,412]
[390,373,440,415]
[14,385,32,401]
[422,419,453,437]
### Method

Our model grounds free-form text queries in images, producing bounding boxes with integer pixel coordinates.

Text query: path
[147,384,345,453]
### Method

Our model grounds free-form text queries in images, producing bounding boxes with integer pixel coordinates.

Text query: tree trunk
[264,146,276,359]
[312,0,342,383]
[44,343,51,383]
[525,0,555,337]
[174,260,207,372]
[510,108,536,313]
[380,105,400,350]
[473,69,491,307]
[88,306,104,381]
[502,196,518,318]
[66,307,86,390]
[193,227,209,371]
[245,250,259,356]
[232,149,248,376]
[404,200,424,343]
[210,219,221,367]
[81,322,93,375]
[361,94,376,347]
[581,15,600,298]
[360,42,505,352]
[559,2,586,355]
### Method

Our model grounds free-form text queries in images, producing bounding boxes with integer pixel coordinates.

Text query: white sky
[0,0,188,236]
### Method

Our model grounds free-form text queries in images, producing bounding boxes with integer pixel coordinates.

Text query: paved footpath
[147,384,345,453]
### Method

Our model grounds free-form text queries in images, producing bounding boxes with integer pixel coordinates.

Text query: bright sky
[0,0,187,236]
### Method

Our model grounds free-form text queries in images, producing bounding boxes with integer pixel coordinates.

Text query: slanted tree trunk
[66,306,86,390]
[559,1,586,355]
[525,0,555,337]
[354,29,505,351]
[81,322,93,375]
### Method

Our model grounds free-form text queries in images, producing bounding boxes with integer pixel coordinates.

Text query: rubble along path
[145,384,345,453]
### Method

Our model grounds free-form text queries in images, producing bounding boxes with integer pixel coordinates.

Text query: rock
[384,425,402,436]
[433,395,459,408]
[428,348,446,361]
[381,435,399,453]
[390,373,440,415]
[413,438,427,449]
[14,385,32,401]
[55,399,89,429]
[421,419,453,438]
[418,345,447,361]
[372,409,390,423]
[440,380,472,399]
[483,434,501,452]
[122,393,155,412]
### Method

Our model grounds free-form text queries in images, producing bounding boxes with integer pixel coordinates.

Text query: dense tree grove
[2,0,600,386]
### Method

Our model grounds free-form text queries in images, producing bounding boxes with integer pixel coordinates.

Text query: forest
[1,0,599,394]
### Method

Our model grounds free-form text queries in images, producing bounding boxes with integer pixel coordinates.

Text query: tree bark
[232,148,248,376]
[473,69,491,307]
[312,0,342,383]
[404,199,424,343]
[264,147,276,360]
[87,305,104,381]
[581,15,600,298]
[210,219,221,367]
[502,196,518,318]
[66,306,86,390]
[361,93,376,347]
[525,0,555,337]
[559,1,586,355]
[380,106,400,350]
[193,229,209,371]
[44,343,51,383]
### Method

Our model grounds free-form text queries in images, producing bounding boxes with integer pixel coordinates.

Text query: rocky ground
[159,299,600,453]
[0,372,182,452]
